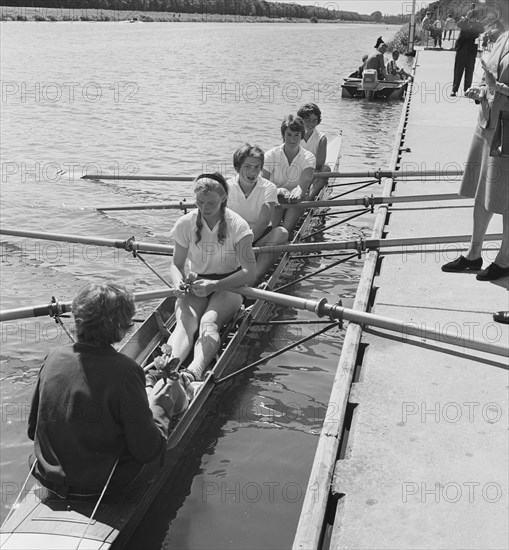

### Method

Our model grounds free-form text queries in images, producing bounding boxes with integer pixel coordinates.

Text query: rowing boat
[0,133,342,550]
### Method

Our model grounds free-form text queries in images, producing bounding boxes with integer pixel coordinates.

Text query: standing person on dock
[28,283,175,499]
[158,173,256,389]
[421,12,432,47]
[226,143,288,283]
[442,2,509,282]
[298,103,331,199]
[432,16,444,48]
[451,9,485,96]
[445,13,456,42]
[262,115,316,233]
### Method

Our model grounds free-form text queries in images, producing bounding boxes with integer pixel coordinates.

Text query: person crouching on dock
[155,173,256,393]
[262,115,316,234]
[227,143,288,284]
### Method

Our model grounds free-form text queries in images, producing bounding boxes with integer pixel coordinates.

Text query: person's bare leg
[255,227,288,283]
[493,209,509,267]
[186,291,243,381]
[464,201,493,260]
[281,204,306,233]
[167,294,207,364]
[308,164,331,200]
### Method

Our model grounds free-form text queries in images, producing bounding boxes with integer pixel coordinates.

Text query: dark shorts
[197,267,241,280]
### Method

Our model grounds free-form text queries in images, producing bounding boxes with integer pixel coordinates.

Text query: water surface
[0,21,406,548]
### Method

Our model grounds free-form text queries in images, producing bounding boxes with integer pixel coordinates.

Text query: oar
[231,287,508,358]
[89,193,468,212]
[82,175,194,181]
[315,169,464,179]
[96,200,196,212]
[1,228,502,257]
[255,233,503,255]
[81,170,463,182]
[0,288,176,323]
[0,229,175,255]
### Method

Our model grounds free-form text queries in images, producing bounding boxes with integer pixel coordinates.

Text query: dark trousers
[452,48,476,93]
[433,30,442,47]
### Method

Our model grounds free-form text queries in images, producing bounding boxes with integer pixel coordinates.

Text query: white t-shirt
[301,128,325,159]
[170,208,252,275]
[263,145,316,190]
[226,176,278,228]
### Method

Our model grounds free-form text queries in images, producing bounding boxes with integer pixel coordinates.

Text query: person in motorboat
[226,143,288,283]
[364,38,388,80]
[28,283,176,499]
[262,115,316,234]
[149,173,256,395]
[297,103,331,199]
[386,50,412,81]
[351,54,368,78]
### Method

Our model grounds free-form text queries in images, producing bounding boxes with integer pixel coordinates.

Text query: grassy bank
[0,5,357,23]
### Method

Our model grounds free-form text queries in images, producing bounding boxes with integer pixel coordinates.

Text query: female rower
[297,103,331,199]
[262,115,316,233]
[28,283,175,498]
[227,143,288,282]
[157,173,256,390]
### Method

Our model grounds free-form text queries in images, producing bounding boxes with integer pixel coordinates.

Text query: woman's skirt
[460,122,509,214]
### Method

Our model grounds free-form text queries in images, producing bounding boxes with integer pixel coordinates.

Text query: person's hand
[277,188,291,204]
[481,60,497,92]
[189,278,217,297]
[174,280,187,298]
[465,86,486,101]
[148,378,176,416]
[288,187,303,202]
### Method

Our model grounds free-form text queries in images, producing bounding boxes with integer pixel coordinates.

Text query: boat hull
[341,77,408,100]
[0,135,343,550]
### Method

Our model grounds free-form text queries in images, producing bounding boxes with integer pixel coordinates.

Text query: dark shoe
[476,263,509,281]
[442,255,482,272]
[493,311,509,324]
[450,92,457,97]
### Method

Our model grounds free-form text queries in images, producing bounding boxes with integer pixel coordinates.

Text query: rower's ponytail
[195,210,204,245]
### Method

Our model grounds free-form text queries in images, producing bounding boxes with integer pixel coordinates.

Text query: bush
[34,14,47,21]
[310,16,318,23]
[16,15,27,21]
[48,15,57,21]
[386,24,423,53]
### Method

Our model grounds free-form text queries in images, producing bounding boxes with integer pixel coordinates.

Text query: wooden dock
[294,49,508,550]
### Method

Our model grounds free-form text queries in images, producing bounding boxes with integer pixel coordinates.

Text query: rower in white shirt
[227,143,288,283]
[298,103,331,199]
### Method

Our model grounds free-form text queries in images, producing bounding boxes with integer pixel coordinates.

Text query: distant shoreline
[0,5,376,23]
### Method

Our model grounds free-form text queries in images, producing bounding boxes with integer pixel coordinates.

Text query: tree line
[1,0,375,21]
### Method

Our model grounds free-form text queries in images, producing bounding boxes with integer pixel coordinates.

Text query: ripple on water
[1,21,404,542]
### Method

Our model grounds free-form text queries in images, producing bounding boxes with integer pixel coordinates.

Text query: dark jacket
[455,17,484,52]
[28,343,169,493]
